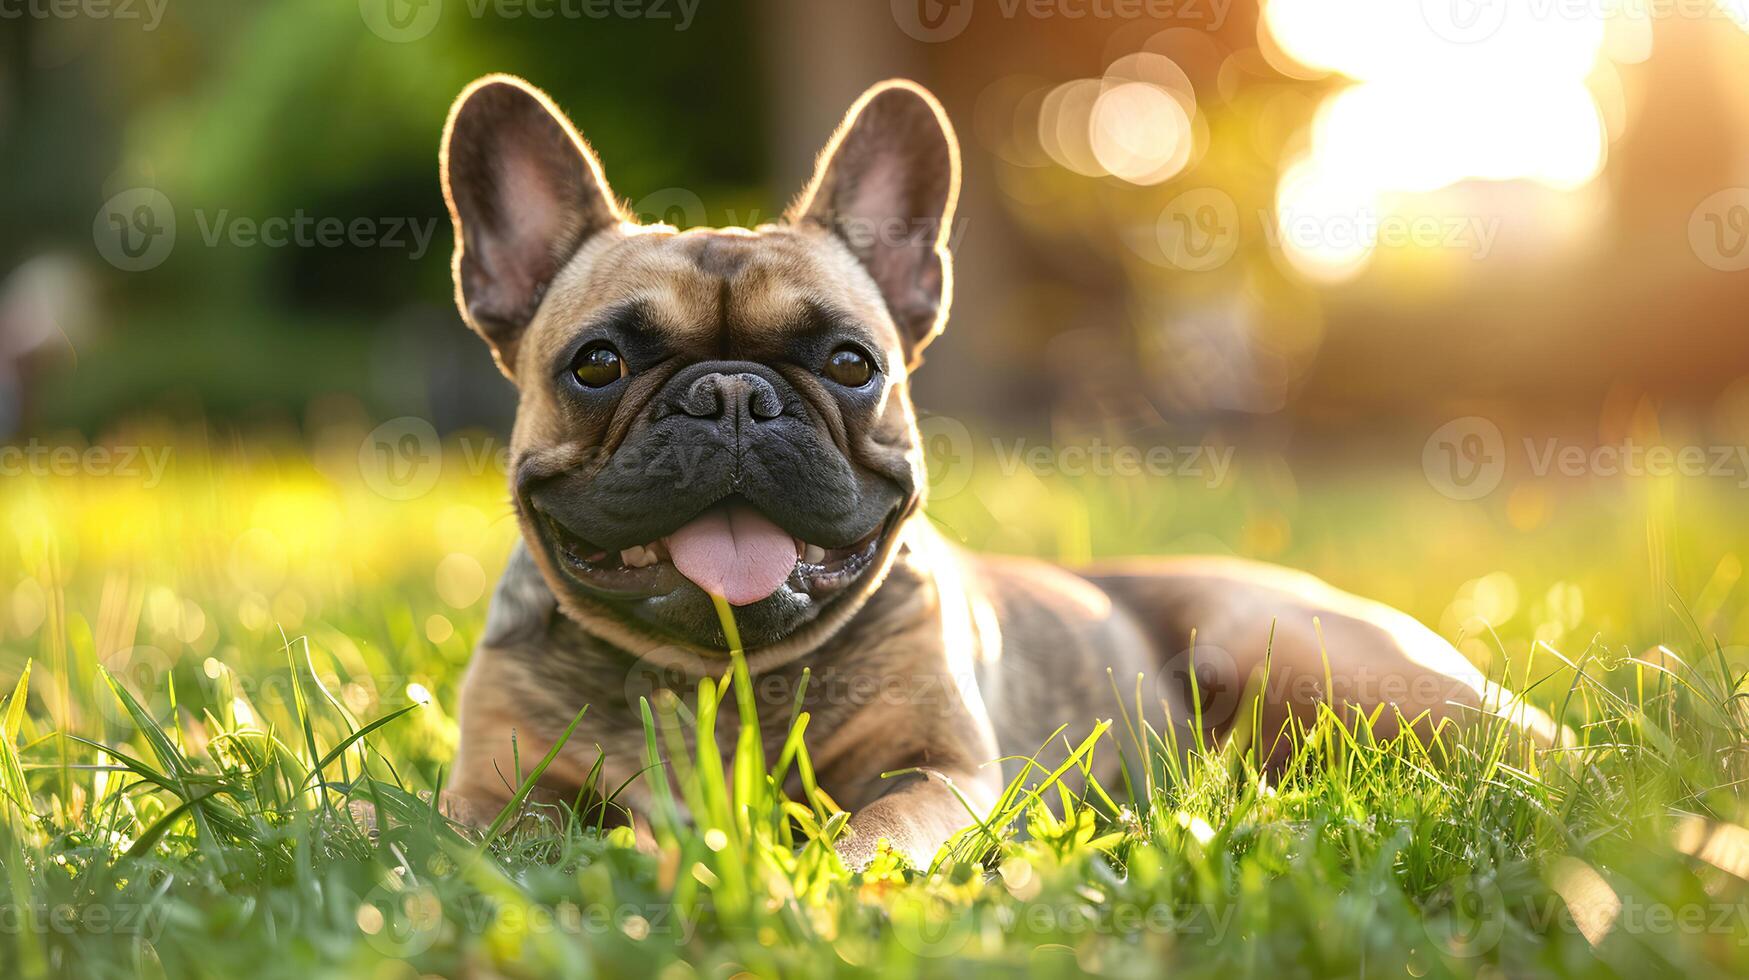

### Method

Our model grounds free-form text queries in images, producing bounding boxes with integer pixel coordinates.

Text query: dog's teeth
[620,545,657,568]
[794,537,806,558]
[803,543,826,564]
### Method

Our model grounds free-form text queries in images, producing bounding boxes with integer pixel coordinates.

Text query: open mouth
[534,500,888,607]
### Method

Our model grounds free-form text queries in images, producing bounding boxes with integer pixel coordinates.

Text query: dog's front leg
[836,765,1000,871]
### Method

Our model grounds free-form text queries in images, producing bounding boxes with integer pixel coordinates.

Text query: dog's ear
[789,80,960,368]
[441,74,623,379]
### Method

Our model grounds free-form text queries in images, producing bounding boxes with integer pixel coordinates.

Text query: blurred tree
[2,0,769,431]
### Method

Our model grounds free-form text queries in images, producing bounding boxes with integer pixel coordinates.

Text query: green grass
[2,429,1748,978]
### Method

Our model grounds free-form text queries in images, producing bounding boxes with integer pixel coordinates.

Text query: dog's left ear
[441,74,624,379]
[789,80,960,368]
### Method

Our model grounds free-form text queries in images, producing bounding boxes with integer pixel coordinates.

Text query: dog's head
[440,74,958,661]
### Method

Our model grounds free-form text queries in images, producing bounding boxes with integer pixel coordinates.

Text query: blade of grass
[481,704,588,846]
[298,701,425,789]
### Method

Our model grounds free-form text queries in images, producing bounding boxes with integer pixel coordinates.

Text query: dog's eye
[572,343,627,388]
[825,346,874,388]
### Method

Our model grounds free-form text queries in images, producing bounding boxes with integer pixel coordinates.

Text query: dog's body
[453,528,1524,866]
[436,75,1552,867]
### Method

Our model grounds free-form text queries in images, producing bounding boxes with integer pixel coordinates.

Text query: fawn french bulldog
[436,74,1556,868]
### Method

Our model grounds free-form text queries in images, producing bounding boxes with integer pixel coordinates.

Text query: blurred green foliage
[3,0,769,429]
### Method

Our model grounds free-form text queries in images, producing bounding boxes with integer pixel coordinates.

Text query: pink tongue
[663,505,798,606]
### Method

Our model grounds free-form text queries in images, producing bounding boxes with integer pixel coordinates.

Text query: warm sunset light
[1261,0,1617,279]
[1038,51,1200,186]
[1723,0,1749,32]
[8,3,1749,976]
[1038,78,1106,177]
[1090,81,1193,185]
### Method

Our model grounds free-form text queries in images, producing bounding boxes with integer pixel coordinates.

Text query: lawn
[2,423,1747,979]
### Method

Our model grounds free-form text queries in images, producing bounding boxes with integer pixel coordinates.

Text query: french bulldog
[437,74,1556,868]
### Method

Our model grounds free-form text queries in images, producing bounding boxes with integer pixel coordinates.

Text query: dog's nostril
[678,372,783,422]
[679,375,724,418]
[747,381,782,420]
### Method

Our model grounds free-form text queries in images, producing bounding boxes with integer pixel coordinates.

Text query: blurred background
[0,0,1742,432]
[4,0,1747,434]
[7,0,1749,678]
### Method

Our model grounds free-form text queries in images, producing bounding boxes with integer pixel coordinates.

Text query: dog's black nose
[677,371,785,422]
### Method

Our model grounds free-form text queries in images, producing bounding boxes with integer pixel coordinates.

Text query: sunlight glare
[1273,157,1381,281]
[1312,81,1606,193]
[1722,0,1749,33]
[1037,53,1202,186]
[1263,0,1604,82]
[1038,79,1106,177]
[1262,0,1617,281]
[1090,82,1193,185]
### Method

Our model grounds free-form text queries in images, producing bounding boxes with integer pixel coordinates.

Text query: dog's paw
[833,831,875,872]
[833,829,914,876]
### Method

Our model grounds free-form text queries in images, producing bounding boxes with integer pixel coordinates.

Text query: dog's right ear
[441,74,623,379]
